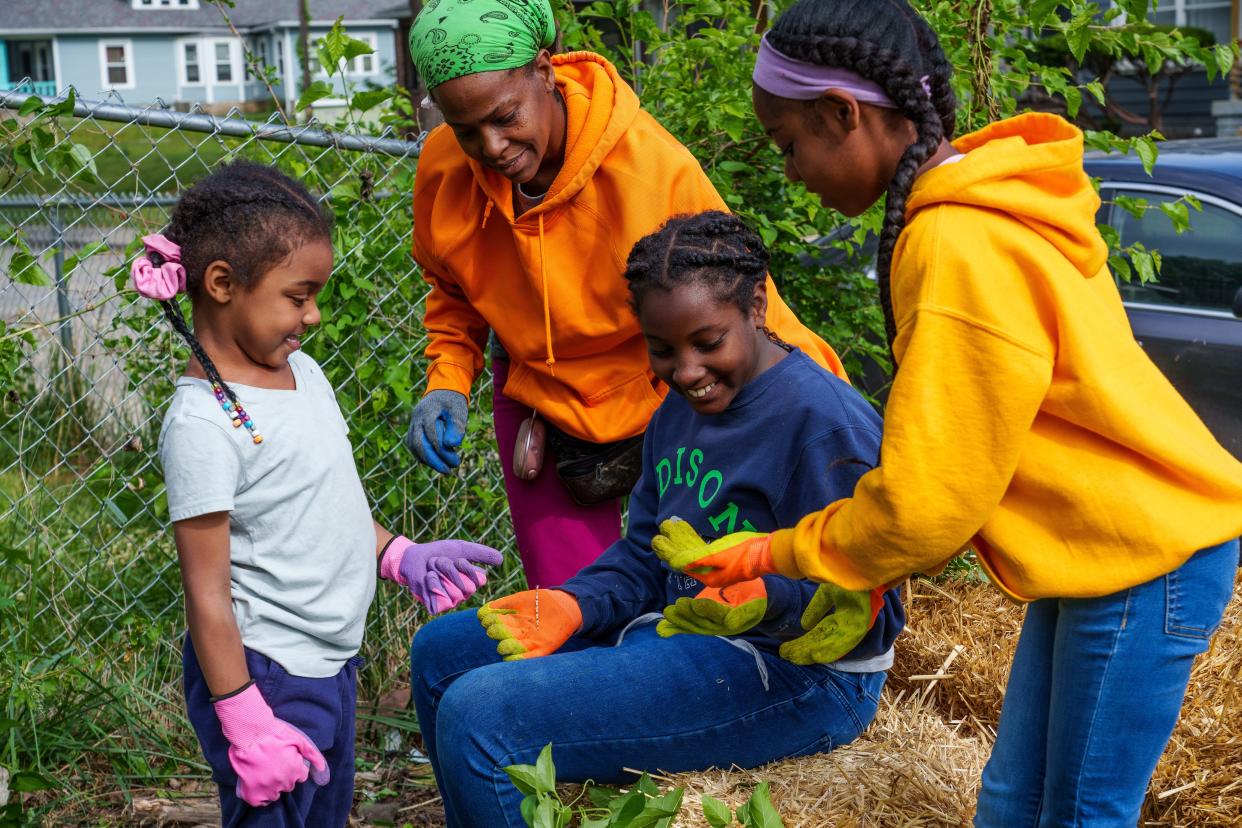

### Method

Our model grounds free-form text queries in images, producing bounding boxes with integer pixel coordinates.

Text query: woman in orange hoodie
[405,0,844,588]
[651,1,1242,824]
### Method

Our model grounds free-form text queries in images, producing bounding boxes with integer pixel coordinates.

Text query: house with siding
[0,0,403,113]
[1111,0,1241,137]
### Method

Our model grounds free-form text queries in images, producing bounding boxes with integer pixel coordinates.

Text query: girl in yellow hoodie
[651,1,1242,824]
[405,0,844,589]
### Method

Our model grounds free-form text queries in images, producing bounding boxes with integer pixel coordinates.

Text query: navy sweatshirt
[560,349,904,665]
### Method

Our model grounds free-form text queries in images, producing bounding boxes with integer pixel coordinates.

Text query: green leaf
[351,88,394,112]
[67,141,98,178]
[533,797,561,828]
[1084,80,1106,106]
[520,794,539,827]
[1113,194,1147,220]
[6,230,51,286]
[739,782,784,828]
[17,96,43,116]
[1063,85,1082,118]
[534,743,557,794]
[1109,253,1134,283]
[1066,20,1092,64]
[63,241,109,279]
[1131,247,1157,284]
[1028,0,1062,32]
[503,762,542,797]
[701,795,733,828]
[1215,44,1237,78]
[1133,136,1158,176]
[11,769,57,792]
[295,80,335,112]
[48,88,76,117]
[1159,200,1190,234]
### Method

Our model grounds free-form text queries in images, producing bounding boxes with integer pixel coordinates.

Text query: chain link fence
[0,86,520,792]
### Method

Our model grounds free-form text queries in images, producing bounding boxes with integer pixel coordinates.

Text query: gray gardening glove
[406,390,468,473]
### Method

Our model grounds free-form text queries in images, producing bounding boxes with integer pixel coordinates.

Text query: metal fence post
[49,202,73,354]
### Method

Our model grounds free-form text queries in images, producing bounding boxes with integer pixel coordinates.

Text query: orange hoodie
[769,113,1242,600]
[412,51,845,443]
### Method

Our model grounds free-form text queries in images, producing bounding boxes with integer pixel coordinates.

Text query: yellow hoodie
[412,52,845,443]
[770,113,1242,600]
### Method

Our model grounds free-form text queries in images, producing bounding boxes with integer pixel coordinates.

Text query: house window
[132,0,201,8]
[248,37,269,79]
[354,35,378,75]
[183,42,200,83]
[99,41,134,89]
[276,37,286,79]
[215,41,234,82]
[1148,0,1233,44]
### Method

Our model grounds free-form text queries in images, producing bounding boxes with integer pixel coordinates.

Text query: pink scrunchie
[131,233,186,301]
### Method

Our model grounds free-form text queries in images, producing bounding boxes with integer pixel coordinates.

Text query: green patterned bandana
[410,0,557,90]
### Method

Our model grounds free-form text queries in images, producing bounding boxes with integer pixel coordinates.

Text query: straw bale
[662,696,989,827]
[887,578,1023,740]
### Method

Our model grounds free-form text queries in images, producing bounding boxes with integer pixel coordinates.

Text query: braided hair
[763,0,955,350]
[624,211,770,322]
[147,160,333,411]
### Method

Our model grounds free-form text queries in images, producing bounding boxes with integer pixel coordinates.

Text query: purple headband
[753,34,929,108]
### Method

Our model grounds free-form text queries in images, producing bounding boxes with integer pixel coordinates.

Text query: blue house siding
[55,34,186,102]
[0,0,404,107]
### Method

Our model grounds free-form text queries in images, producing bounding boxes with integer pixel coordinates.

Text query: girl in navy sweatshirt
[409,212,904,828]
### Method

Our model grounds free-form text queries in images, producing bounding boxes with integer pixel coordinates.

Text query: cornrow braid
[766,0,956,353]
[147,160,333,435]
[624,211,771,318]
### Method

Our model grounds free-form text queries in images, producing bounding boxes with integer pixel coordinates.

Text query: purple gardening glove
[212,682,329,807]
[379,535,504,613]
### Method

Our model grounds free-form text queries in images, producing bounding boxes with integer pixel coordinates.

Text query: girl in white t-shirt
[141,160,502,825]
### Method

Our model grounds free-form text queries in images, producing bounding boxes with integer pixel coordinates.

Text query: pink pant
[491,359,622,588]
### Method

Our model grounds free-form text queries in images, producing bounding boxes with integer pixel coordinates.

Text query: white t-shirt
[159,351,377,677]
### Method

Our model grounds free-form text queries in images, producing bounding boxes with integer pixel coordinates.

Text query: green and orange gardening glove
[651,518,776,588]
[476,588,582,661]
[656,578,769,638]
[778,582,885,665]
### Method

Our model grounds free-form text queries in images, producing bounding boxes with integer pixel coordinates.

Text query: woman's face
[434,52,562,186]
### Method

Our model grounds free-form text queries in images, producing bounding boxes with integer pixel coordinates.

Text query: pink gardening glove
[380,535,503,613]
[212,683,330,807]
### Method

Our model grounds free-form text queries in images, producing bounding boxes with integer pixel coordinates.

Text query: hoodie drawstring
[481,199,494,229]
[538,213,556,376]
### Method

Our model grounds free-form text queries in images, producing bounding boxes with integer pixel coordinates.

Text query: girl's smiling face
[752,86,912,217]
[638,281,783,415]
[203,239,333,372]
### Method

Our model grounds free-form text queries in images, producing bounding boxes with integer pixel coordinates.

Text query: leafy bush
[504,743,785,828]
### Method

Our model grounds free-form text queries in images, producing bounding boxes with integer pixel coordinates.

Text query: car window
[1109,189,1242,312]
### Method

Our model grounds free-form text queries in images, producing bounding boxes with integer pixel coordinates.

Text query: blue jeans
[409,611,887,828]
[975,539,1238,827]
[183,637,361,828]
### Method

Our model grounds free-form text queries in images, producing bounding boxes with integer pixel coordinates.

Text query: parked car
[801,138,1242,459]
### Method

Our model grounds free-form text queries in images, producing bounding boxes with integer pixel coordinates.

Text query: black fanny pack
[546,426,645,507]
